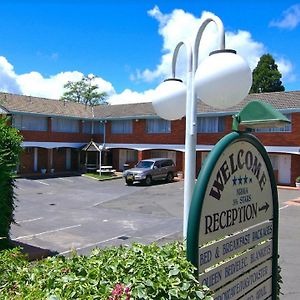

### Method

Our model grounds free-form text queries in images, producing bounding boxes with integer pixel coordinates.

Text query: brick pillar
[196,151,201,178]
[138,151,143,161]
[47,149,53,171]
[176,151,184,173]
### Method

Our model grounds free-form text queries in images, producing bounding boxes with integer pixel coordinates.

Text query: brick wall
[38,148,48,171]
[19,148,34,173]
[19,117,103,143]
[15,111,300,184]
[53,148,66,172]
[291,155,300,184]
[106,119,185,144]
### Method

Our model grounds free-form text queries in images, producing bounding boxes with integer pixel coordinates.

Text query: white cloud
[276,57,296,82]
[17,71,116,99]
[0,55,146,105]
[0,58,116,100]
[131,6,297,90]
[0,56,21,93]
[108,88,156,105]
[270,4,300,30]
[133,7,268,83]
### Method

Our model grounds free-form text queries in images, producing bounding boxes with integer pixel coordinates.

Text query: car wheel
[126,180,133,186]
[144,176,152,186]
[166,172,174,183]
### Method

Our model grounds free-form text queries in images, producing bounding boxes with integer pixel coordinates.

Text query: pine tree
[250,54,285,93]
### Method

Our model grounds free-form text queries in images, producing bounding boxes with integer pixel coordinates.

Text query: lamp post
[152,13,252,238]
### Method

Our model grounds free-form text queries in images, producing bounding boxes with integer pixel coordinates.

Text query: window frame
[197,116,225,133]
[12,114,48,131]
[146,119,171,134]
[111,119,133,134]
[51,117,80,133]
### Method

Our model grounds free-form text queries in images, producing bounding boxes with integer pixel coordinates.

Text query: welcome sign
[187,132,278,300]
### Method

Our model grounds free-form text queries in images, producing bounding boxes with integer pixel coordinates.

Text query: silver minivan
[123,158,176,186]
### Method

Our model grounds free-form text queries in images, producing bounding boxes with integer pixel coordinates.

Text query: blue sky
[0,0,299,104]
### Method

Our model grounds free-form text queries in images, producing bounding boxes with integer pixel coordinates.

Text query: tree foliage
[60,75,108,106]
[0,117,22,249]
[250,54,285,93]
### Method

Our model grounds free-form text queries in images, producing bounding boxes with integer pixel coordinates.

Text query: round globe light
[194,50,252,109]
[152,78,187,120]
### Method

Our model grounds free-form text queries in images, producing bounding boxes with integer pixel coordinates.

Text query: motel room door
[278,154,291,185]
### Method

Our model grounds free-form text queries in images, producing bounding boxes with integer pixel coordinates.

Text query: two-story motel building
[1,91,300,186]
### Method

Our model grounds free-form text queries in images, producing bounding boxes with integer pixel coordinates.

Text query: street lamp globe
[194,49,252,109]
[152,78,187,121]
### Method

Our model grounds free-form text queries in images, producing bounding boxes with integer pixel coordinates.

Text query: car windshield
[136,161,154,168]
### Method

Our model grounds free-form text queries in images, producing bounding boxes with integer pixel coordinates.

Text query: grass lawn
[84,172,121,181]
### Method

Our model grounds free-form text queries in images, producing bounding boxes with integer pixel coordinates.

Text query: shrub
[0,242,213,299]
[0,117,22,249]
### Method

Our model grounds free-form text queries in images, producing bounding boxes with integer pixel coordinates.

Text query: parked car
[123,158,177,186]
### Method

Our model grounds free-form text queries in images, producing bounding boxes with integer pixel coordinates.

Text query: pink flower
[109,283,131,300]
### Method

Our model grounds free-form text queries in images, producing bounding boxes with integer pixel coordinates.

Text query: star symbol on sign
[249,177,253,183]
[232,176,237,186]
[243,175,248,184]
[238,176,243,185]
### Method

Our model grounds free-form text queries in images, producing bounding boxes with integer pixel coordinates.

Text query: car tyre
[144,176,152,186]
[126,180,133,186]
[166,172,174,183]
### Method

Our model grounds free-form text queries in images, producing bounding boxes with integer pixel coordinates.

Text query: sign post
[187,131,279,300]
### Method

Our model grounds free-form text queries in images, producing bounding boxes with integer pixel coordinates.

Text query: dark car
[123,158,177,186]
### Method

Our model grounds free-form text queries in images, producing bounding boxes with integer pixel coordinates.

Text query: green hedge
[0,242,213,299]
[0,117,22,249]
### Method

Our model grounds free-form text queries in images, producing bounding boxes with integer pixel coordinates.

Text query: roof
[0,93,94,119]
[197,90,300,115]
[1,90,300,120]
[93,102,155,119]
[82,140,104,152]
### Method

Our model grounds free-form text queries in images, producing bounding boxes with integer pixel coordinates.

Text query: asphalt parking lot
[11,176,184,256]
[10,175,300,299]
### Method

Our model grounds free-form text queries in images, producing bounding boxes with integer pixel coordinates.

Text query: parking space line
[35,180,50,186]
[18,217,43,223]
[280,204,290,210]
[59,233,129,255]
[15,224,82,240]
[58,177,74,183]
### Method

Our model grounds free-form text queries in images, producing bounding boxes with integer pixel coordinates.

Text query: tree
[0,117,22,249]
[250,54,285,93]
[61,74,108,106]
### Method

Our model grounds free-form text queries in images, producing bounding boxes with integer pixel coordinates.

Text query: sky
[0,0,300,105]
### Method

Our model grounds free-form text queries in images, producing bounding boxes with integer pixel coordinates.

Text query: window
[82,121,92,134]
[146,119,171,133]
[197,116,225,133]
[82,121,104,134]
[95,122,104,134]
[52,118,79,133]
[12,115,48,131]
[255,113,291,133]
[151,150,176,164]
[111,120,132,134]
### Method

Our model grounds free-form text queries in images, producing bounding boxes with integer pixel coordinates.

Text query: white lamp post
[152,13,252,238]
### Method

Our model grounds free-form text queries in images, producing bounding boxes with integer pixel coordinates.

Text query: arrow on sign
[259,202,270,213]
